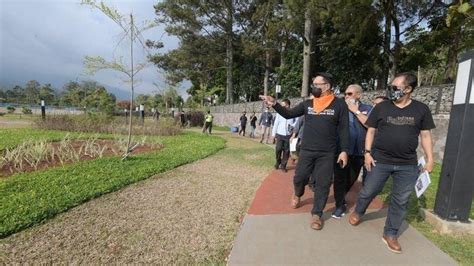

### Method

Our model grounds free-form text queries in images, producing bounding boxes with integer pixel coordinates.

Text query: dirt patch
[0,139,162,178]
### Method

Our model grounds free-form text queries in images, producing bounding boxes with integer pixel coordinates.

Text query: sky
[0,0,188,99]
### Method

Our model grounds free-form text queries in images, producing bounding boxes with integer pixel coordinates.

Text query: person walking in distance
[202,110,214,135]
[272,99,296,172]
[249,112,258,138]
[332,84,372,219]
[259,107,273,143]
[348,72,435,254]
[239,111,248,136]
[260,72,349,231]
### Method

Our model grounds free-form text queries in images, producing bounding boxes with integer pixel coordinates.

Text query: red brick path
[248,163,386,215]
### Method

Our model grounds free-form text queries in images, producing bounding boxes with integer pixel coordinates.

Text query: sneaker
[331,205,347,219]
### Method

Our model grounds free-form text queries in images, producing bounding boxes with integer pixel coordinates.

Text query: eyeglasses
[312,83,327,86]
[344,92,353,96]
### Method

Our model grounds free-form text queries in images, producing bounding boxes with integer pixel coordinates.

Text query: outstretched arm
[259,95,304,119]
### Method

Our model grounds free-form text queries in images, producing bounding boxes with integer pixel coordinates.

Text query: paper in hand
[415,157,431,198]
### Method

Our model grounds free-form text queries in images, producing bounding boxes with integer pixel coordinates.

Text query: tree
[153,1,251,104]
[83,86,116,114]
[81,0,159,158]
[24,80,40,104]
[60,81,84,107]
[39,83,56,105]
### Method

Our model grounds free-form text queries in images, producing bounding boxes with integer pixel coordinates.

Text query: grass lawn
[0,129,226,237]
[379,164,474,265]
[0,113,39,121]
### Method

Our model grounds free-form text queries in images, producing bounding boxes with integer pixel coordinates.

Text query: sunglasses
[389,85,408,91]
[344,92,353,96]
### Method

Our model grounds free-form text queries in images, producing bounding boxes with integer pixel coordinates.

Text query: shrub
[21,107,32,114]
[35,114,182,136]
[6,106,15,113]
[186,111,205,127]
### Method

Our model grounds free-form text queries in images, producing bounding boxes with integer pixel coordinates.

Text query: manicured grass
[212,125,231,131]
[0,131,226,237]
[0,113,38,121]
[379,164,474,265]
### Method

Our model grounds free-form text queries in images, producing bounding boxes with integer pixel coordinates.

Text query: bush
[186,111,205,127]
[6,106,15,113]
[21,107,32,114]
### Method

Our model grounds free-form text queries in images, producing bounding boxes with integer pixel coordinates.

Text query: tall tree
[39,83,56,104]
[24,80,41,104]
[153,0,249,104]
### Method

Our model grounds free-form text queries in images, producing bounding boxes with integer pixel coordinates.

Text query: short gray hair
[347,84,363,94]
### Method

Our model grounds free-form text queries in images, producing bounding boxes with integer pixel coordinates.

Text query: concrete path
[228,164,457,265]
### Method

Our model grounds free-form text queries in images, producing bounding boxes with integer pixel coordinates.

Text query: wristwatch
[355,110,361,115]
[364,149,371,154]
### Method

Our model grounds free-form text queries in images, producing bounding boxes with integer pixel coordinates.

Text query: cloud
[0,0,186,98]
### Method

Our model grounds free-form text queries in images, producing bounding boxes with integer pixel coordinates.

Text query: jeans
[354,163,418,237]
[293,149,335,217]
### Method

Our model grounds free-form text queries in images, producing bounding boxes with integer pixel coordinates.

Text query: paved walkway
[228,163,457,265]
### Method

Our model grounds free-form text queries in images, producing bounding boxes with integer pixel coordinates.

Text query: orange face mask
[313,94,335,113]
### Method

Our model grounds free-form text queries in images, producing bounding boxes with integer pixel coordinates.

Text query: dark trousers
[355,163,418,237]
[239,125,246,136]
[334,155,364,208]
[293,149,335,217]
[203,122,212,134]
[275,134,290,168]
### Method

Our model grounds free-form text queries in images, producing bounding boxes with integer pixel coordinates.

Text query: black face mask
[310,84,322,98]
[387,85,407,101]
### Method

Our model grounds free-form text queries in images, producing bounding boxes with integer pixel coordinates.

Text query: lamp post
[40,100,45,120]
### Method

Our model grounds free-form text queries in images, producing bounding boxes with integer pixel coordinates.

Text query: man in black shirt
[349,72,435,254]
[260,72,349,230]
[249,112,258,138]
[239,111,248,136]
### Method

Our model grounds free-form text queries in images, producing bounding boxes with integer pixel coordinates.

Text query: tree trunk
[280,39,286,70]
[380,0,392,91]
[264,48,271,96]
[301,9,312,97]
[391,13,401,79]
[225,3,234,104]
[444,26,461,83]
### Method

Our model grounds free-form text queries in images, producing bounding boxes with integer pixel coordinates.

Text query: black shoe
[274,164,280,169]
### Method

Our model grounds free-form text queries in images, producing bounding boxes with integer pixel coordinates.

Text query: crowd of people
[252,71,435,254]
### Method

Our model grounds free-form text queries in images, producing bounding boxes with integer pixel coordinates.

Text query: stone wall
[210,84,455,116]
[210,84,454,163]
